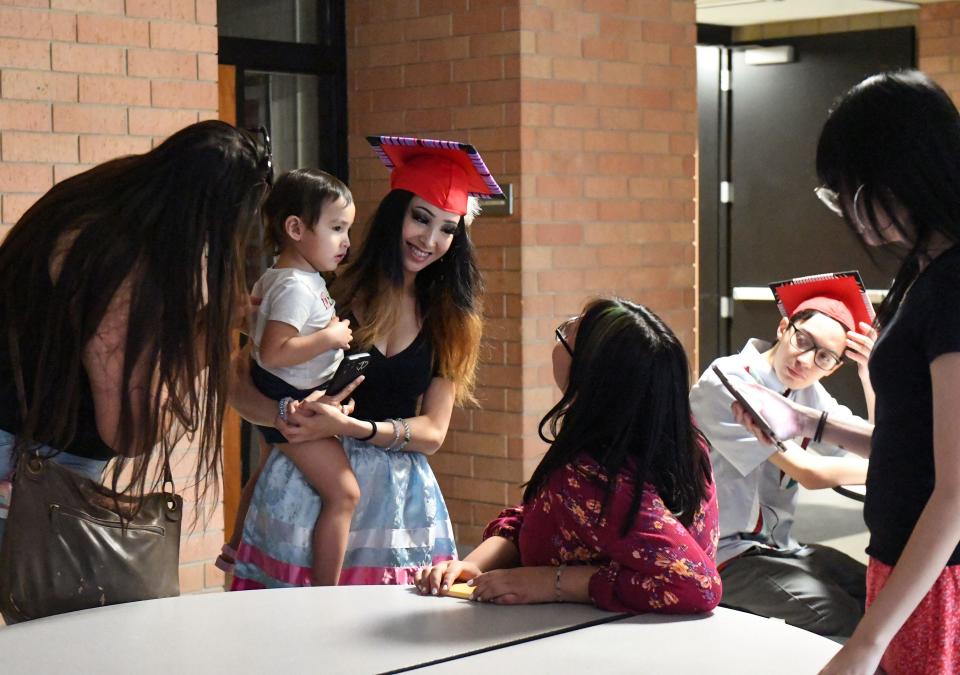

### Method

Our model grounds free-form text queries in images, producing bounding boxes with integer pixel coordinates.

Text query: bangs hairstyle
[333,189,483,404]
[816,69,960,326]
[0,120,270,515]
[262,168,353,256]
[527,298,712,532]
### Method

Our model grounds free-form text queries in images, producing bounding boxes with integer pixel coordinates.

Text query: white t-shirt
[689,338,862,564]
[251,267,342,390]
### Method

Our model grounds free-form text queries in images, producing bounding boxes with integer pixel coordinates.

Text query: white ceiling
[696,0,921,26]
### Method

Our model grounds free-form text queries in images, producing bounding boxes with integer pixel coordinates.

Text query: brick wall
[918,1,960,103]
[732,9,916,42]
[347,0,698,548]
[0,0,224,593]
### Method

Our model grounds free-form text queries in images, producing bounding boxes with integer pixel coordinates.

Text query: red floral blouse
[482,453,722,614]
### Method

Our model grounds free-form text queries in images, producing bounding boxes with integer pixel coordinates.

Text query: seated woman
[416,298,721,613]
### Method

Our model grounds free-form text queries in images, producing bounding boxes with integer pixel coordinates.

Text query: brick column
[0,0,224,593]
[919,1,960,103]
[348,0,697,548]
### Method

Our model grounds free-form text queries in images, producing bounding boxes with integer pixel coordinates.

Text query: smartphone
[711,365,787,452]
[324,353,372,396]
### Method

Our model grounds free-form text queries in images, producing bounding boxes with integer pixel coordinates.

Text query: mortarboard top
[367,135,503,217]
[769,270,875,332]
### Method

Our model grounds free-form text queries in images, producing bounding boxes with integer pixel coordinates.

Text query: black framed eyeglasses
[555,316,577,356]
[250,125,274,185]
[788,321,844,370]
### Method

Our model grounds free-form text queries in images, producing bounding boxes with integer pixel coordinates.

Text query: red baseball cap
[770,271,875,332]
[367,135,503,216]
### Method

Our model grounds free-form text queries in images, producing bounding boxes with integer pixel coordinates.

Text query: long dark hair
[817,70,960,326]
[333,189,483,404]
[0,120,270,506]
[526,298,712,532]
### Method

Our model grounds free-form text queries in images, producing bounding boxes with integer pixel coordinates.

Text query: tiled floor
[794,485,869,564]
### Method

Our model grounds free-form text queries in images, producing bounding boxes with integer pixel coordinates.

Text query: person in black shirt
[228,137,502,587]
[731,71,960,675]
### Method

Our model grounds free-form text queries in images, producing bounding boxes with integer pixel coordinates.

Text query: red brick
[470,78,519,104]
[404,107,452,130]
[197,53,217,81]
[52,43,125,75]
[127,48,196,79]
[553,104,598,128]
[126,0,194,20]
[196,0,216,25]
[469,31,518,57]
[54,163,92,183]
[553,11,599,35]
[2,131,77,162]
[0,163,51,192]
[535,31,580,57]
[77,14,150,46]
[0,37,49,69]
[149,22,217,53]
[402,61,450,86]
[523,79,584,104]
[584,0,627,13]
[452,56,502,82]
[628,41,671,65]
[642,20,694,45]
[404,14,451,41]
[178,563,204,593]
[151,80,217,109]
[2,193,43,224]
[2,70,77,101]
[419,36,470,62]
[79,74,150,105]
[452,9,504,36]
[0,100,51,131]
[582,36,627,61]
[53,103,127,134]
[518,6,553,31]
[452,103,502,129]
[52,0,124,12]
[0,7,76,40]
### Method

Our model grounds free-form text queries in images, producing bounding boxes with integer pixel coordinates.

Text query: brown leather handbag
[0,452,182,623]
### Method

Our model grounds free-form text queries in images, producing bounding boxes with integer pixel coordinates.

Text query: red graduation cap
[367,135,503,217]
[769,270,875,332]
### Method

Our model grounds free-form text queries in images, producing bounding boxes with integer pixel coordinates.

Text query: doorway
[697,27,914,416]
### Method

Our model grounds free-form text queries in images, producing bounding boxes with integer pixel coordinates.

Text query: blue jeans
[0,428,109,546]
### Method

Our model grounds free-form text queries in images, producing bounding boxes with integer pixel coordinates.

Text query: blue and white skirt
[231,436,457,588]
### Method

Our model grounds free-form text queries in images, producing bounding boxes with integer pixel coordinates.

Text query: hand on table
[468,567,556,605]
[415,560,482,596]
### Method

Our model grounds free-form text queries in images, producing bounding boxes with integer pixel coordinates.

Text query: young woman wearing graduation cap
[689,272,876,638]
[228,137,500,588]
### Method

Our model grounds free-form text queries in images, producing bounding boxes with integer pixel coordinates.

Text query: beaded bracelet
[278,396,294,423]
[395,417,412,452]
[386,418,402,450]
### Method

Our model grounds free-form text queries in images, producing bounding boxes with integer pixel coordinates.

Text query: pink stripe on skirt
[867,557,960,675]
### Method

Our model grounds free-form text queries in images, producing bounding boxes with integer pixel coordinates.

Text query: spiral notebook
[769,270,875,329]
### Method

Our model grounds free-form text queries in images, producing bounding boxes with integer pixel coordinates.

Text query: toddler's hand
[326,316,353,350]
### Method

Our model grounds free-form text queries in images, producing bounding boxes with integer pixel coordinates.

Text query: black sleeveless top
[346,315,439,422]
[0,277,114,461]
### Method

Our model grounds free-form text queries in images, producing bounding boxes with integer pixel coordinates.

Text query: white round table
[0,586,841,674]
